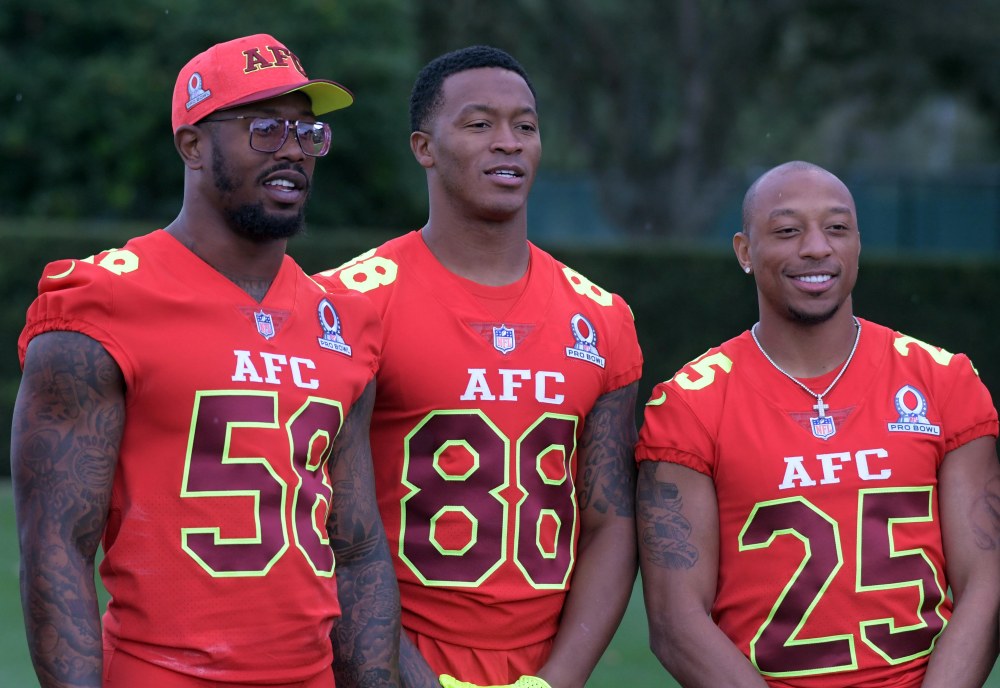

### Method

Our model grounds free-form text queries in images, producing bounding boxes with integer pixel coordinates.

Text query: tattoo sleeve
[11,331,124,688]
[329,380,402,688]
[399,632,441,688]
[636,462,699,570]
[577,382,640,518]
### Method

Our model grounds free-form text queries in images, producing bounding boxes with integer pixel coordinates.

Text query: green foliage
[5,1,999,239]
[1,0,426,227]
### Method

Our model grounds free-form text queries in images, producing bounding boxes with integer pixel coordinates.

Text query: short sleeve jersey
[18,230,381,684]
[314,230,643,650]
[636,319,998,688]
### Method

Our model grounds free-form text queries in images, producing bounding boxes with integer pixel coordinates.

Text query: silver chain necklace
[750,317,861,439]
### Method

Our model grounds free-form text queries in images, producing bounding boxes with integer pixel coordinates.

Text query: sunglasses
[200,116,332,157]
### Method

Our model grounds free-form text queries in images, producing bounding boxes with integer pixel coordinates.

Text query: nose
[490,123,523,154]
[275,123,306,162]
[799,226,833,259]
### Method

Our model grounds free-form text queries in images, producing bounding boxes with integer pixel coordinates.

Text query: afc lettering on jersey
[231,349,319,389]
[779,448,893,490]
[460,368,565,405]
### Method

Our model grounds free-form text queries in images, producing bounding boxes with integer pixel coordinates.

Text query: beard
[212,145,308,242]
[788,300,841,325]
[223,202,306,242]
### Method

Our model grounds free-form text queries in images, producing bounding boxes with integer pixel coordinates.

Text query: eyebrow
[457,103,537,118]
[768,205,854,219]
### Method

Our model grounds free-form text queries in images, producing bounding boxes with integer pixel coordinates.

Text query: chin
[227,203,306,242]
[787,303,840,325]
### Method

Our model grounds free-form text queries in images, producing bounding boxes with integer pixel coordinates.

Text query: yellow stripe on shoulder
[892,333,954,367]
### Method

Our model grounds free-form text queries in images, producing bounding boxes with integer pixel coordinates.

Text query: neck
[421,217,530,287]
[165,213,287,302]
[753,306,859,378]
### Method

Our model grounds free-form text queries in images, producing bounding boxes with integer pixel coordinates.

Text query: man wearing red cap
[12,34,400,688]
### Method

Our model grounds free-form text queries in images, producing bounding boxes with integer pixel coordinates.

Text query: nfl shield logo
[493,325,516,354]
[255,310,275,340]
[810,415,836,440]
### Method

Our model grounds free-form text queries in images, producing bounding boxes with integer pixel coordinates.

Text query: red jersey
[19,230,381,684]
[636,319,998,688]
[314,230,642,650]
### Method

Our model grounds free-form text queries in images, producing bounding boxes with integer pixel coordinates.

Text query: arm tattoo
[12,331,124,687]
[636,462,699,570]
[577,382,639,518]
[329,381,401,687]
[970,473,1000,551]
[399,633,441,688]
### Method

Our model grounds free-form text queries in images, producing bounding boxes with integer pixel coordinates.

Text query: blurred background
[3,0,999,244]
[2,0,999,684]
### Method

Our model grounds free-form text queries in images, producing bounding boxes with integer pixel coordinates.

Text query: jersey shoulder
[19,232,161,350]
[877,319,981,383]
[311,232,414,312]
[657,333,748,404]
[543,247,635,320]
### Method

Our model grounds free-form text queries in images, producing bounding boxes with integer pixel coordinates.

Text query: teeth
[267,179,295,189]
[797,275,831,283]
[491,170,517,177]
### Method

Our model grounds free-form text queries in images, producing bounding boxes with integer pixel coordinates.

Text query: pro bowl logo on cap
[565,313,605,368]
[185,72,212,111]
[317,298,352,357]
[887,384,941,436]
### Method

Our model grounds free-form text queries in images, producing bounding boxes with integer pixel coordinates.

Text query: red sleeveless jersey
[315,230,642,650]
[19,230,380,683]
[637,319,998,688]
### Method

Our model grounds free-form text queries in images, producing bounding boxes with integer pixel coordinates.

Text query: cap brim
[226,79,354,115]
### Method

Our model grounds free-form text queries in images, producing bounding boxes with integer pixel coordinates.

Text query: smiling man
[314,46,643,688]
[11,34,400,688]
[636,161,1000,688]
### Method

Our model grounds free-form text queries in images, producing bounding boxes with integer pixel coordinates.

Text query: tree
[410,0,1000,238]
[0,0,425,230]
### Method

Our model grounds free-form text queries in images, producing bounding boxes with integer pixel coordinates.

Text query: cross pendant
[813,397,829,417]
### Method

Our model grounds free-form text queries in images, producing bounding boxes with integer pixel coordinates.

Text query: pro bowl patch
[565,313,605,368]
[887,385,940,436]
[317,298,352,357]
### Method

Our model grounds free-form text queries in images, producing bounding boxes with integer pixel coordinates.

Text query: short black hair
[409,45,536,132]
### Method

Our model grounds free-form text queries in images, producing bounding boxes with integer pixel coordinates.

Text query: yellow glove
[438,675,552,688]
[513,678,553,688]
[439,676,481,688]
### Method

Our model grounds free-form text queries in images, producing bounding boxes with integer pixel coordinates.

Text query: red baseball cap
[171,33,353,132]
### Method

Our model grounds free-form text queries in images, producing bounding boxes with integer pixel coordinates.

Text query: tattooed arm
[532,382,639,688]
[329,379,402,688]
[921,436,1000,688]
[11,332,124,688]
[398,633,441,688]
[636,461,767,688]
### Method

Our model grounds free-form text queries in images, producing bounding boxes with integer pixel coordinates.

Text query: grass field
[1,480,997,686]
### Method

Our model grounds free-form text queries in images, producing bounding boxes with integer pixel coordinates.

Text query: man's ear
[174,125,207,170]
[410,130,433,169]
[733,231,752,274]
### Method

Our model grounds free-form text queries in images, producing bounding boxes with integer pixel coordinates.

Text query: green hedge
[3,222,999,476]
